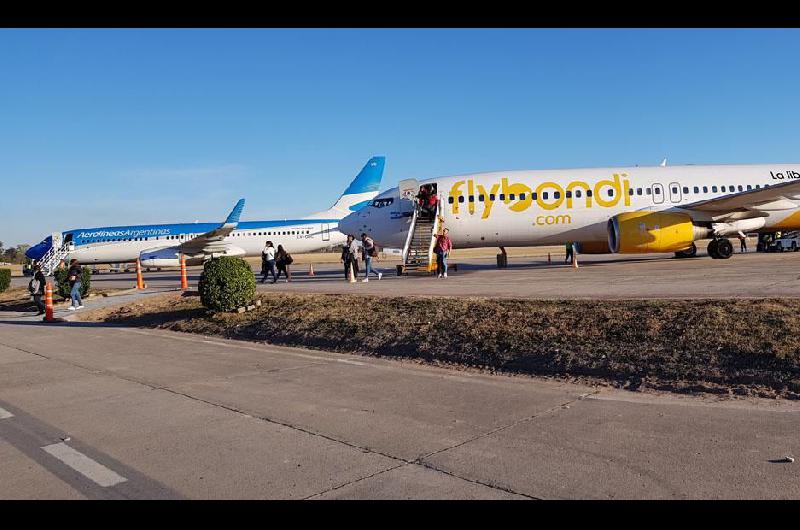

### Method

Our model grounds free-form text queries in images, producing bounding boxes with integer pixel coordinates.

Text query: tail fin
[307,156,385,219]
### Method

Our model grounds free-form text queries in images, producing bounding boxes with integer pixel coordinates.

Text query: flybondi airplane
[26,156,385,275]
[339,161,800,263]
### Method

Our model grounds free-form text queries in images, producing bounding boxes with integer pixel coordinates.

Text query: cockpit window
[372,198,394,208]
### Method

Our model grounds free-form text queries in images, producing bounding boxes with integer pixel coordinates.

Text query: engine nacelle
[608,212,703,253]
[139,247,182,268]
[139,245,247,268]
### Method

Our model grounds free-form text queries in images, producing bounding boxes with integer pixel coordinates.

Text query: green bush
[54,266,91,299]
[0,269,10,293]
[198,257,256,312]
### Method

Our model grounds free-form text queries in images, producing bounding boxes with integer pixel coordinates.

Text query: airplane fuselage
[344,164,800,250]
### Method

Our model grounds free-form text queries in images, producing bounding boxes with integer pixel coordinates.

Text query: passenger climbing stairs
[401,203,442,275]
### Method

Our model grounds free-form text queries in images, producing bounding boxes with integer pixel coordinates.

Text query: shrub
[198,256,256,312]
[54,265,91,299]
[0,269,10,293]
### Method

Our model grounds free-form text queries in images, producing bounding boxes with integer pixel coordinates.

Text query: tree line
[0,242,31,264]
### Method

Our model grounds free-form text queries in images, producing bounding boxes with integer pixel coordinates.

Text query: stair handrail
[426,199,443,271]
[402,205,419,264]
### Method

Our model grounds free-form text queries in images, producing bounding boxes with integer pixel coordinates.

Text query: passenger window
[646,188,651,195]
[541,192,547,200]
[509,194,516,200]
[575,190,581,198]
[519,193,525,201]
[738,185,743,192]
[756,185,761,189]
[607,189,614,197]
[468,195,474,202]
[448,196,454,204]
[458,196,465,203]
[489,194,496,201]
[682,187,688,194]
[531,192,537,200]
[712,186,718,192]
[499,194,505,201]
[628,188,634,196]
[566,191,573,199]
[587,189,593,197]
[554,192,560,199]
[703,186,708,193]
[637,188,643,196]
[747,185,752,190]
[654,188,660,194]
[693,186,699,193]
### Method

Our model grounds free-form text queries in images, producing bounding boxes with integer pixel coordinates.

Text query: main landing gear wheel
[674,243,697,259]
[708,239,733,259]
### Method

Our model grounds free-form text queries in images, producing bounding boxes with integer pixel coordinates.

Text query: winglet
[224,199,246,225]
[660,158,667,167]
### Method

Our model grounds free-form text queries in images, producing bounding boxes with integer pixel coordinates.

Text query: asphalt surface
[0,321,797,499]
[13,248,800,300]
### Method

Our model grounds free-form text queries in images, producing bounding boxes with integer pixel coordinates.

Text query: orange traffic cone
[308,263,315,277]
[44,281,54,322]
[180,254,188,290]
[135,259,146,289]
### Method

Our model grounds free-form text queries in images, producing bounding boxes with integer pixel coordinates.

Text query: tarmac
[12,248,800,300]
[0,321,797,499]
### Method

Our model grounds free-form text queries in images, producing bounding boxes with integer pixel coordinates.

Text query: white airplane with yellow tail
[339,162,800,264]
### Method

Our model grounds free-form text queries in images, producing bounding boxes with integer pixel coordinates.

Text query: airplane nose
[338,212,358,236]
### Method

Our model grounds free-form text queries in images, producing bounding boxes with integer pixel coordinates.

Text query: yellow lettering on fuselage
[448,173,631,218]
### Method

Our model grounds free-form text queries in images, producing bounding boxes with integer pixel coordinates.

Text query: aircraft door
[652,183,665,204]
[668,182,682,203]
[322,223,330,241]
[51,232,63,250]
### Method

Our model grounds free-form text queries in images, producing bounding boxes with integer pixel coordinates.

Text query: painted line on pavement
[41,442,128,487]
[0,406,14,419]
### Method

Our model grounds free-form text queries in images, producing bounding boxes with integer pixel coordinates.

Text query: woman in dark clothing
[275,245,292,282]
[30,264,47,315]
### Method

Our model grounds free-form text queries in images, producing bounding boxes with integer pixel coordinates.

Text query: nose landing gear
[707,238,733,259]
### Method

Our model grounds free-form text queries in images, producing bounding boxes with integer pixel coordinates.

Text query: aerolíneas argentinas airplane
[340,163,800,259]
[27,157,385,273]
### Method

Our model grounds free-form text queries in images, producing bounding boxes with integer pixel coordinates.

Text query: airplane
[338,163,800,262]
[26,156,385,274]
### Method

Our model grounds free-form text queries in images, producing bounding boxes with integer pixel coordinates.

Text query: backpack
[28,277,40,295]
[365,238,378,257]
[284,253,294,265]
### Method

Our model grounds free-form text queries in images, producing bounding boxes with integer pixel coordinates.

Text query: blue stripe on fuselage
[67,219,340,247]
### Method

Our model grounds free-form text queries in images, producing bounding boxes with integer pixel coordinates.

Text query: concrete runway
[16,249,800,299]
[0,321,797,499]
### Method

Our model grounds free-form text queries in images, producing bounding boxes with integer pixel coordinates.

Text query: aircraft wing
[177,199,245,255]
[683,180,800,214]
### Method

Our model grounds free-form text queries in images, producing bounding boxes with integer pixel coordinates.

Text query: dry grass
[78,292,800,399]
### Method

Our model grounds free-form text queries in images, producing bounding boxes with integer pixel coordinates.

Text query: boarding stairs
[39,243,70,276]
[401,202,443,275]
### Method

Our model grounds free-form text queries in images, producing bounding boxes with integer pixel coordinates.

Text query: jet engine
[138,246,247,268]
[608,212,708,253]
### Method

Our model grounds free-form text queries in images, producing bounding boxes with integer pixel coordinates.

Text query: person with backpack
[360,233,383,282]
[28,263,46,315]
[261,241,277,283]
[434,228,453,278]
[66,258,84,310]
[341,235,359,280]
[275,245,293,282]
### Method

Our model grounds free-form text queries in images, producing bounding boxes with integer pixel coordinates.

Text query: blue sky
[1,28,799,246]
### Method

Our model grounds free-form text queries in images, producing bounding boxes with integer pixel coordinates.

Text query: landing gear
[707,238,733,259]
[674,243,697,259]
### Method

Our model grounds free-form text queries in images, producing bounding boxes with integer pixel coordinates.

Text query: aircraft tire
[716,238,733,259]
[707,240,719,259]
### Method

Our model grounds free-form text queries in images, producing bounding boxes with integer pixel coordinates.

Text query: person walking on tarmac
[66,259,84,310]
[739,234,748,253]
[29,263,46,315]
[434,228,453,278]
[275,245,293,282]
[565,241,574,264]
[261,241,277,283]
[341,235,358,280]
[360,233,382,282]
